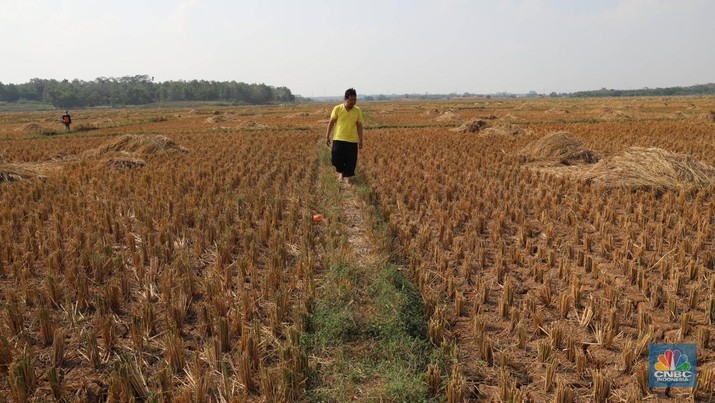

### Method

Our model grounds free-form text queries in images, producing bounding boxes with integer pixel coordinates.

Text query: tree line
[569,83,715,98]
[0,75,295,108]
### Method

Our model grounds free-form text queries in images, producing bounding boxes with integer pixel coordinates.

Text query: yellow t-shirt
[330,104,363,143]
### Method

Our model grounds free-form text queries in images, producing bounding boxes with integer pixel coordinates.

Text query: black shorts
[331,140,358,177]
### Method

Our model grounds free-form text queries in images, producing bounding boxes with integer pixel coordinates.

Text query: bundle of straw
[584,147,715,191]
[521,132,597,164]
[95,135,188,156]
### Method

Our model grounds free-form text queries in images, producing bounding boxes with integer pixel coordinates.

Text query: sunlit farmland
[1,96,714,401]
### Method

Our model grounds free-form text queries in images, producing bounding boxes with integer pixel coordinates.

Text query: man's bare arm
[326,118,337,146]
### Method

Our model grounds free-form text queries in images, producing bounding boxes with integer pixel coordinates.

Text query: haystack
[521,132,597,165]
[450,119,488,133]
[95,135,188,156]
[15,122,57,136]
[0,163,44,183]
[435,111,460,122]
[583,147,715,192]
[600,110,631,120]
[204,115,227,124]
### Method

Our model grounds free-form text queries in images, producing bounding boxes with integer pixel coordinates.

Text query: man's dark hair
[344,88,357,99]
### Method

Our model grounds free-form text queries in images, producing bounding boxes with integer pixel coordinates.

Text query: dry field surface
[0,96,714,401]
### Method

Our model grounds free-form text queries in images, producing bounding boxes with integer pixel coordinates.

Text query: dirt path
[309,175,387,401]
[304,155,436,402]
[337,180,379,264]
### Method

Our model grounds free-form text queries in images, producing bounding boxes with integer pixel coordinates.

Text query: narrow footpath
[303,148,438,402]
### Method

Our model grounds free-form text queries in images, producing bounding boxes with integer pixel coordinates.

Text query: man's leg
[342,142,358,184]
[331,140,345,181]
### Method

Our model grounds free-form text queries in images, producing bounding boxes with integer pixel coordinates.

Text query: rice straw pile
[450,119,488,133]
[600,110,631,120]
[0,163,48,182]
[15,122,57,136]
[205,115,227,124]
[94,135,188,156]
[435,112,460,122]
[584,147,715,191]
[521,131,597,164]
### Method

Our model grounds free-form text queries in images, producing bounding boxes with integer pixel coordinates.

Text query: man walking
[325,88,363,184]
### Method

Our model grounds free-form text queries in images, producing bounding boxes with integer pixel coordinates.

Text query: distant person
[61,111,72,131]
[325,88,363,184]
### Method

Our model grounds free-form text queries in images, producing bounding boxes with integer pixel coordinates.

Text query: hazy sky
[1,0,713,96]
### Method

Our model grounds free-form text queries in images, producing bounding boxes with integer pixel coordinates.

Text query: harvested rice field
[0,96,714,401]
